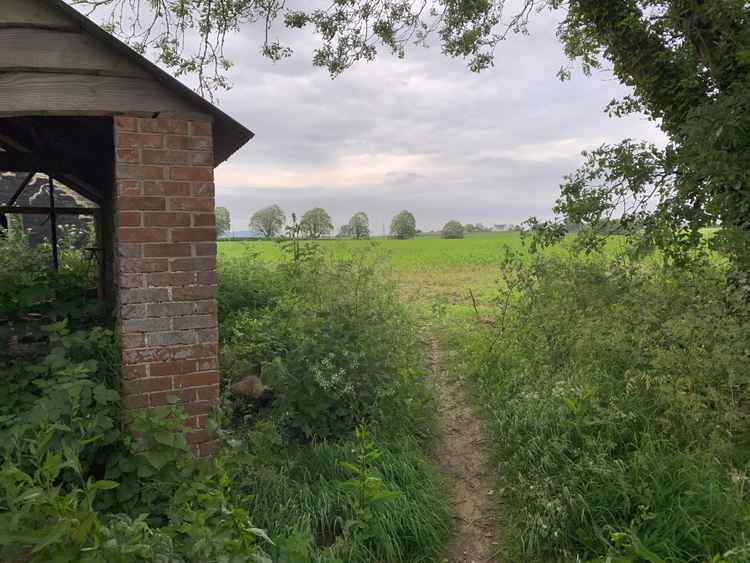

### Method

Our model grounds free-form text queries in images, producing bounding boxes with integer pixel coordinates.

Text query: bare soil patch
[428,333,502,563]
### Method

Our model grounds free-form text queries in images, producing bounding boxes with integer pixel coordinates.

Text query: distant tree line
[217,205,527,242]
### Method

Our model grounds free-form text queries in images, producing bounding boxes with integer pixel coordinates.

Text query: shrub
[441,220,464,239]
[458,252,750,561]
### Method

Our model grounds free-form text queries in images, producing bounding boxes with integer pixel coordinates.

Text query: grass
[219,231,626,307]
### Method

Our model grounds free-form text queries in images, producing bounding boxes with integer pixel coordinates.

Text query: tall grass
[446,252,750,562]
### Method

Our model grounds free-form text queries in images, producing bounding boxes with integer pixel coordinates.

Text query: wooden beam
[0,152,74,173]
[0,206,96,215]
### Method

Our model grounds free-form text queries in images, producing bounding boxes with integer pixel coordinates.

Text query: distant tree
[464,223,476,233]
[390,210,417,239]
[215,206,231,238]
[348,212,370,240]
[250,204,286,239]
[442,220,465,239]
[337,224,353,238]
[300,207,334,239]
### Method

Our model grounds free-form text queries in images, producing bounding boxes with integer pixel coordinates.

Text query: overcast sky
[112,4,667,234]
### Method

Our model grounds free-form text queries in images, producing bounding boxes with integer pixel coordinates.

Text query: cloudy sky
[113,3,667,234]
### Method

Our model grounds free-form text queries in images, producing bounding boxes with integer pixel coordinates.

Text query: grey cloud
[206,6,665,232]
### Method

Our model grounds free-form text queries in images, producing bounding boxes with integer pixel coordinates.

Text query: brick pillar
[113,115,220,457]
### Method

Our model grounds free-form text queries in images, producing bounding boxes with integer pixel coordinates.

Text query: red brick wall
[113,115,220,457]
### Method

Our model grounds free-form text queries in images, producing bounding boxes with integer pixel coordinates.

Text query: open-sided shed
[0,0,253,456]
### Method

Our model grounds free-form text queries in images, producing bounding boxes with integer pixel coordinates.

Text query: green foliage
[250,204,286,239]
[222,251,430,441]
[301,207,335,239]
[216,206,231,238]
[347,212,370,240]
[454,252,750,561]
[534,1,750,269]
[390,210,417,240]
[337,426,402,540]
[441,220,465,239]
[218,248,448,561]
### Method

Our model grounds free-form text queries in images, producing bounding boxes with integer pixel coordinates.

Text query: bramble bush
[454,251,750,562]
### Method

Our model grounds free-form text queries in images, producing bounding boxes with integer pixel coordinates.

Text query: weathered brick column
[113,115,220,457]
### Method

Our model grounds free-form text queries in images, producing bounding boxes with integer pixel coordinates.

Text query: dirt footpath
[429,334,502,563]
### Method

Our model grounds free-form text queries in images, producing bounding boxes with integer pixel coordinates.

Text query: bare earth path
[428,332,502,563]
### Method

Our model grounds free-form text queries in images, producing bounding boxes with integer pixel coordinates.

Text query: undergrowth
[444,251,750,562]
[218,244,449,561]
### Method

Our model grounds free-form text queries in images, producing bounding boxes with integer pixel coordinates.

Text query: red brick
[123,317,172,333]
[123,376,175,396]
[190,121,212,137]
[118,273,144,289]
[120,303,146,320]
[117,243,143,258]
[116,163,144,180]
[187,429,214,444]
[119,258,169,273]
[149,360,198,377]
[124,365,148,379]
[115,116,138,131]
[140,118,189,135]
[144,166,166,180]
[143,243,192,258]
[176,372,218,388]
[119,287,170,305]
[143,149,192,166]
[195,301,218,315]
[170,166,213,182]
[191,183,214,197]
[173,315,216,330]
[150,390,188,407]
[117,132,164,148]
[170,257,215,272]
[121,333,146,349]
[196,328,219,343]
[197,271,217,285]
[191,151,213,166]
[143,181,191,197]
[168,197,214,212]
[165,135,191,150]
[197,386,220,402]
[192,213,215,227]
[118,212,142,227]
[146,331,196,347]
[195,243,217,256]
[122,394,149,409]
[118,196,166,211]
[116,180,142,196]
[197,357,219,371]
[146,272,195,288]
[143,212,191,227]
[173,286,216,301]
[147,302,195,317]
[184,401,212,416]
[116,148,140,163]
[171,228,216,242]
[117,227,168,243]
[191,137,212,152]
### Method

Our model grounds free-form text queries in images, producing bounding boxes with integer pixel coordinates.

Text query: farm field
[219,232,626,308]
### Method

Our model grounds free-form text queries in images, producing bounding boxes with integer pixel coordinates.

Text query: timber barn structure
[0,0,254,456]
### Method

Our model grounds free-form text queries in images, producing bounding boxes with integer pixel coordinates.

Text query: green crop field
[219,232,527,305]
[219,232,627,308]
